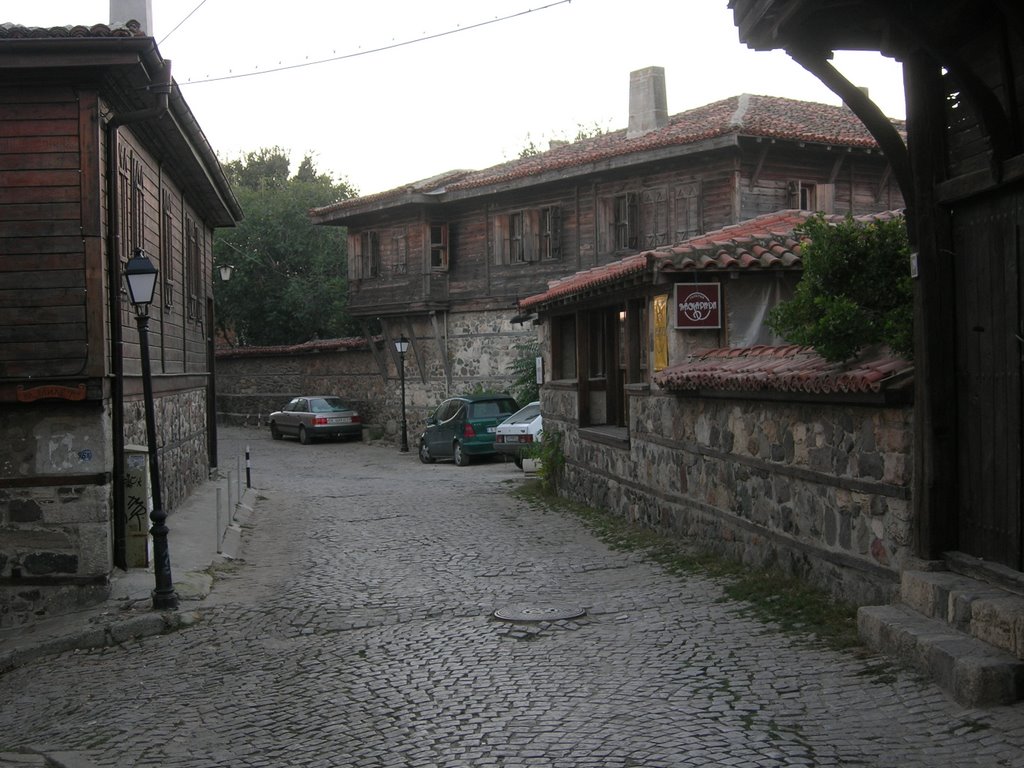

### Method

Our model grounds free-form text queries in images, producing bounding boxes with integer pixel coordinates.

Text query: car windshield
[502,403,540,425]
[311,398,351,413]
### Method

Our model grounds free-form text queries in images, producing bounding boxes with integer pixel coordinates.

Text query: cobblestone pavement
[3,427,1024,767]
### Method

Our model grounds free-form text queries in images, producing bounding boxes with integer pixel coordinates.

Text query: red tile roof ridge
[654,345,913,395]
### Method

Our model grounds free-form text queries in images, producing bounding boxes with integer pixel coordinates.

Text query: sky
[6,1,908,197]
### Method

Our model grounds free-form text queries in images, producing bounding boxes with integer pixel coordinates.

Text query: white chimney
[627,66,668,139]
[110,0,153,34]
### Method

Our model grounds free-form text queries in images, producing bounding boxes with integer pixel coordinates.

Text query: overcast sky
[8,1,907,196]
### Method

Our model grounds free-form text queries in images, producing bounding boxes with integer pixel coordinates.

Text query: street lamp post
[395,336,410,453]
[124,248,178,610]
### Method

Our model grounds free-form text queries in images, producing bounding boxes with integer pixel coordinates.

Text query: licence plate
[487,426,496,433]
[329,417,351,425]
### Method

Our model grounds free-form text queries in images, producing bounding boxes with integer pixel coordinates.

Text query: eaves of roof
[652,344,913,400]
[310,94,904,223]
[0,21,242,227]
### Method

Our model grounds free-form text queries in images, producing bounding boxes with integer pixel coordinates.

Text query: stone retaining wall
[544,384,913,605]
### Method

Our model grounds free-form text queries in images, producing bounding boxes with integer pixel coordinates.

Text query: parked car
[494,401,542,468]
[418,394,518,466]
[269,396,363,444]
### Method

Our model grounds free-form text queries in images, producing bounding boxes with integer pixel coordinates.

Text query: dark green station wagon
[418,394,518,466]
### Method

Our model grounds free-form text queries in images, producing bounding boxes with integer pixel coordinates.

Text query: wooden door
[952,191,1023,569]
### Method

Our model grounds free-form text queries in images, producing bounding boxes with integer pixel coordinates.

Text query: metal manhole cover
[493,604,586,622]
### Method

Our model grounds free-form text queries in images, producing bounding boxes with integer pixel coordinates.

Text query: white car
[493,401,542,468]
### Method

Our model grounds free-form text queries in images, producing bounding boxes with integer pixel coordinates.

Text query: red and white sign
[674,282,722,329]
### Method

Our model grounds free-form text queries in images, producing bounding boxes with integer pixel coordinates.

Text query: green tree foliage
[510,337,540,404]
[214,148,358,346]
[767,214,913,363]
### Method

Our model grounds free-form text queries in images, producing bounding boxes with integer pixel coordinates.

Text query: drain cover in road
[493,604,586,622]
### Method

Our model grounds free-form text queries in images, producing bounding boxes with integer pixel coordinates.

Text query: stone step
[900,569,1024,660]
[858,603,1024,707]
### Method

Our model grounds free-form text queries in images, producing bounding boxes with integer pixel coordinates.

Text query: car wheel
[299,426,310,445]
[418,440,435,464]
[453,441,471,467]
[514,455,523,469]
[270,423,282,440]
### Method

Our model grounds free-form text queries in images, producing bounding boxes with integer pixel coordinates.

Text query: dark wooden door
[952,191,1023,569]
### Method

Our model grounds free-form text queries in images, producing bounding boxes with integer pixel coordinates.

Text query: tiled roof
[518,209,903,312]
[652,345,913,396]
[0,21,145,38]
[312,94,904,219]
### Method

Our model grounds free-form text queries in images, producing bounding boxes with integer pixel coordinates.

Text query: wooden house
[0,12,241,624]
[310,67,904,427]
[731,0,1024,615]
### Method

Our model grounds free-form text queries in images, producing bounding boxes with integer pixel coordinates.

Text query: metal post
[399,349,409,453]
[136,311,178,610]
[245,445,252,488]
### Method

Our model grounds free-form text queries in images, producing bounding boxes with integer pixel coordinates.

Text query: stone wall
[0,401,113,626]
[0,384,212,627]
[215,311,536,442]
[543,384,913,605]
[124,387,210,512]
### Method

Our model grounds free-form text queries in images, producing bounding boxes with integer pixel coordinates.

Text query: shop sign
[674,282,722,329]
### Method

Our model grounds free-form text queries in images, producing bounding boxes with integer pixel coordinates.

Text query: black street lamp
[395,336,410,453]
[124,248,178,610]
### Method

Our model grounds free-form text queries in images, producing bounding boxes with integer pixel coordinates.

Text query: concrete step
[900,568,1024,660]
[858,603,1024,706]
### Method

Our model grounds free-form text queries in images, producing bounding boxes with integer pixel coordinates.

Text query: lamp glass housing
[395,337,410,354]
[124,248,158,306]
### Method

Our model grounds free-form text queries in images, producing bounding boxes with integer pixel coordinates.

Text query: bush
[767,214,913,363]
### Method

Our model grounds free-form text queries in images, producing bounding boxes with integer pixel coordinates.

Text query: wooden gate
[952,190,1024,569]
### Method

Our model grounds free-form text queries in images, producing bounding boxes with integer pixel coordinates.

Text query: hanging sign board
[674,282,722,329]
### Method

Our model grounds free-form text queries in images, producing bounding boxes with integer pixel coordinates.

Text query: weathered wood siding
[0,85,94,379]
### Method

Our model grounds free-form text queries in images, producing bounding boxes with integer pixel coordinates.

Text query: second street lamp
[124,247,178,611]
[395,336,410,453]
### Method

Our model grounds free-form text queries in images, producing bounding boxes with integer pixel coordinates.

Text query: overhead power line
[176,0,572,86]
[159,0,209,45]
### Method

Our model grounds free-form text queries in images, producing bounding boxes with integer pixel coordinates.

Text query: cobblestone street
[2,426,1023,767]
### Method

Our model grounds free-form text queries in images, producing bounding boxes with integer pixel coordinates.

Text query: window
[674,182,702,240]
[640,189,669,248]
[588,310,609,378]
[430,223,448,270]
[614,192,638,251]
[494,206,562,264]
[540,206,561,260]
[361,231,381,278]
[552,315,577,379]
[509,212,525,263]
[161,190,174,309]
[185,214,201,320]
[391,228,407,275]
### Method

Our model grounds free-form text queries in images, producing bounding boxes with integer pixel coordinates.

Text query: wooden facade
[312,77,903,408]
[0,22,240,624]
[731,0,1024,574]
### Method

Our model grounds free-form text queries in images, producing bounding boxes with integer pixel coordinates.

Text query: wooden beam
[429,311,452,390]
[787,46,915,211]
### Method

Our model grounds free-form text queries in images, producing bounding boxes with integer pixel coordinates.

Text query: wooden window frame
[361,231,381,278]
[185,214,201,321]
[430,222,449,271]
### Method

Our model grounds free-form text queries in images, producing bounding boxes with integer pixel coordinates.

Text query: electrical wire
[158,0,209,45]
[177,0,571,86]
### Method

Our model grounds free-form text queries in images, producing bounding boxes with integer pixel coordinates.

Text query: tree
[214,148,358,346]
[767,214,913,363]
